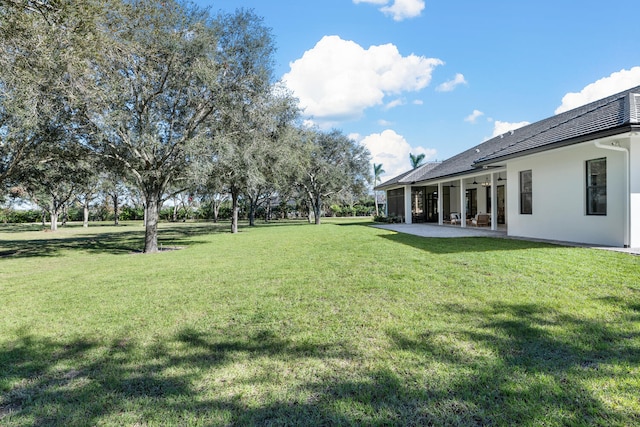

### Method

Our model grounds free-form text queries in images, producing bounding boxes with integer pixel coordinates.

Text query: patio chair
[450,213,461,225]
[471,213,490,227]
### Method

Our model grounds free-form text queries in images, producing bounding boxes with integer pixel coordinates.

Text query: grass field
[1,218,639,426]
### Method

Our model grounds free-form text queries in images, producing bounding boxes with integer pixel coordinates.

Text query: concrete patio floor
[371,223,640,255]
[372,223,506,238]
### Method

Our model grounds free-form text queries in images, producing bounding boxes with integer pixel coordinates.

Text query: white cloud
[413,99,424,105]
[555,66,640,114]
[377,119,394,126]
[385,98,405,110]
[353,0,425,21]
[464,109,484,124]
[358,129,437,181]
[381,0,425,21]
[492,120,530,137]
[436,73,467,92]
[282,35,443,126]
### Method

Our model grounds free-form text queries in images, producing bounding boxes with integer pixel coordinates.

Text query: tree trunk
[314,193,322,225]
[143,203,147,228]
[374,191,379,217]
[172,200,178,222]
[49,198,60,231]
[213,202,219,223]
[265,198,271,222]
[231,190,239,234]
[50,211,59,231]
[143,193,161,253]
[249,196,257,227]
[113,193,119,226]
[83,202,89,227]
[62,204,68,226]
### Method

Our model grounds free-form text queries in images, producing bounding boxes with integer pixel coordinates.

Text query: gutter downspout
[595,140,630,247]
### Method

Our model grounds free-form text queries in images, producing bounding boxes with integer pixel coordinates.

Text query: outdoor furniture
[471,213,490,227]
[450,213,461,225]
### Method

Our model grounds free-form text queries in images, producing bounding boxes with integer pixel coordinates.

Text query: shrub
[0,209,43,224]
[373,214,403,223]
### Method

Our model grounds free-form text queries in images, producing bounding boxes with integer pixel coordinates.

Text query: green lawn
[1,219,639,426]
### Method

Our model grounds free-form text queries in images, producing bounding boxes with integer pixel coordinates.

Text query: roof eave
[474,125,639,167]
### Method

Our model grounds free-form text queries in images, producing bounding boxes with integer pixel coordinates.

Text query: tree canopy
[409,153,425,169]
[293,129,371,225]
[0,0,375,251]
[373,163,385,216]
[78,0,227,252]
[0,0,99,189]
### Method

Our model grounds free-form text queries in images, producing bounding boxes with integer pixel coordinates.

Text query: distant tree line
[1,193,377,225]
[0,0,371,252]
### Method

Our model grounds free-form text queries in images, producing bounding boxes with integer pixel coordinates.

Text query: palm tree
[409,152,426,169]
[373,163,385,216]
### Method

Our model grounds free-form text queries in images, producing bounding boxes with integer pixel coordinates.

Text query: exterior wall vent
[626,93,640,124]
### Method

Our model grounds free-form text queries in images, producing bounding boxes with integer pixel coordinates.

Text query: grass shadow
[2,300,638,425]
[0,222,229,259]
[386,301,640,425]
[0,223,49,233]
[378,231,557,254]
[0,326,356,426]
[332,218,375,226]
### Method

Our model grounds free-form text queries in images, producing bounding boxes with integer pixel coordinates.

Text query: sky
[195,0,640,182]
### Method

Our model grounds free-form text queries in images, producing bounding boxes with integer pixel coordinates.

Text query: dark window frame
[520,170,532,215]
[586,158,607,215]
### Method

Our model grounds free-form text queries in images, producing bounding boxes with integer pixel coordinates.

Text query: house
[375,85,640,248]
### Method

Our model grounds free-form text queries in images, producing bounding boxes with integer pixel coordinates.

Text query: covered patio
[372,222,507,238]
[371,222,640,255]
[386,169,508,231]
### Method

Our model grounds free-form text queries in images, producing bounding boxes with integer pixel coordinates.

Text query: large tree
[373,163,385,216]
[294,129,371,225]
[83,0,224,252]
[409,152,425,169]
[18,140,95,230]
[0,0,99,191]
[204,10,298,233]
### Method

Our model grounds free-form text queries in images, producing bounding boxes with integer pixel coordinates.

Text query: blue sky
[196,0,640,181]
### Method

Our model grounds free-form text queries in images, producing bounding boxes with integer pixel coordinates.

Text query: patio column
[384,190,389,216]
[459,179,466,228]
[629,135,640,247]
[437,182,443,225]
[491,173,497,231]
[404,185,412,224]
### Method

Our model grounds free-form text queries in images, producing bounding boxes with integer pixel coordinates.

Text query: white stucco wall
[630,134,640,247]
[404,185,412,224]
[506,140,627,247]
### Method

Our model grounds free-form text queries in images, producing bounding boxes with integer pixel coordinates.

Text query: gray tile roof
[376,162,439,189]
[376,85,640,190]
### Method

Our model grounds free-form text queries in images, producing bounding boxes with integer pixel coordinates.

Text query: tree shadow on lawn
[0,223,49,233]
[0,326,357,426]
[0,223,227,259]
[2,301,638,425]
[379,232,559,254]
[387,300,640,425]
[332,219,375,226]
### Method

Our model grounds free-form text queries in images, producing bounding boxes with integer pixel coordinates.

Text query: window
[586,158,606,215]
[465,188,477,218]
[520,170,532,214]
[387,188,405,218]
